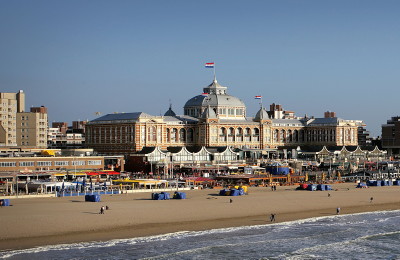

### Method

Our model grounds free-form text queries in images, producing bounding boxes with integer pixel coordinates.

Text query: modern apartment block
[382,116,400,155]
[16,106,48,148]
[0,90,25,147]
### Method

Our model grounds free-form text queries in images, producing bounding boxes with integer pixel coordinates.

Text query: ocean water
[1,210,400,260]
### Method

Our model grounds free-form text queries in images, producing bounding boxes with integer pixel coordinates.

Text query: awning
[86,172,99,176]
[101,171,120,175]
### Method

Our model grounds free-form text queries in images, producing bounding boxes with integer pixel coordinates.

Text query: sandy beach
[1,183,399,251]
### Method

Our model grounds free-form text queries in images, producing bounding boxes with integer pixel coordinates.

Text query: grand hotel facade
[85,78,362,155]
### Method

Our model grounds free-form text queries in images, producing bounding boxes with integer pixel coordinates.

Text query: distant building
[86,78,363,155]
[49,121,86,148]
[52,122,68,135]
[0,90,25,146]
[357,125,373,147]
[72,121,87,134]
[16,106,48,148]
[382,116,400,155]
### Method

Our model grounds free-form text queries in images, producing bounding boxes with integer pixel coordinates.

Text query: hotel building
[85,78,362,155]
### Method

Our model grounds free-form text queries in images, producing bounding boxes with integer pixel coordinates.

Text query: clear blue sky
[1,0,400,137]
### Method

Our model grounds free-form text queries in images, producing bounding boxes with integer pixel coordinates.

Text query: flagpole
[213,62,216,81]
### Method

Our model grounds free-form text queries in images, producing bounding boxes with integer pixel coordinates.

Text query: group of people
[99,205,109,214]
[270,185,277,191]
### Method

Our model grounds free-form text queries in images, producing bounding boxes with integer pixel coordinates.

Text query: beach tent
[307,184,317,191]
[173,192,186,199]
[85,195,101,202]
[356,183,367,188]
[0,199,10,206]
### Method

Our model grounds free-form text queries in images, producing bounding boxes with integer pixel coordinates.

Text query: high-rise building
[0,90,25,146]
[16,106,48,148]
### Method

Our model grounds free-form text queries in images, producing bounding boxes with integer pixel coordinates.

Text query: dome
[164,105,176,116]
[184,79,247,119]
[254,107,269,121]
[184,93,245,108]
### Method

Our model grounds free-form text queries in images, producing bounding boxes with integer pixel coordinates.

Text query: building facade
[86,78,362,154]
[382,116,400,156]
[16,106,48,148]
[0,90,25,146]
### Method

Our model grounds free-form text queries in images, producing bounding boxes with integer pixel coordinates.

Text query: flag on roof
[205,62,214,68]
[255,96,262,99]
[202,93,209,97]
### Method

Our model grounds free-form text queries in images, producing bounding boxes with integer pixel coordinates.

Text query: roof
[91,112,152,122]
[163,115,198,123]
[306,117,340,125]
[272,119,304,125]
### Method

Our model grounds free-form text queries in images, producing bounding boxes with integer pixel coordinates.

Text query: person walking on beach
[100,206,105,214]
[229,199,233,203]
[270,213,276,222]
[336,207,340,215]
[328,193,331,197]
[370,197,373,203]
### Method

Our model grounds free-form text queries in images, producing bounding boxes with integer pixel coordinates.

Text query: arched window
[236,128,243,142]
[220,127,227,142]
[253,128,260,142]
[293,130,298,142]
[187,128,194,143]
[274,129,279,142]
[280,129,286,143]
[179,128,186,142]
[147,126,156,142]
[245,128,251,142]
[228,127,235,142]
[166,128,171,143]
[171,128,177,143]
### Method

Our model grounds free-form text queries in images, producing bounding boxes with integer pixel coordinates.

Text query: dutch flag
[205,62,215,68]
[255,96,262,99]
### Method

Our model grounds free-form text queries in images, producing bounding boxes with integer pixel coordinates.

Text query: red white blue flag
[205,62,214,68]
[202,93,209,97]
[255,96,262,99]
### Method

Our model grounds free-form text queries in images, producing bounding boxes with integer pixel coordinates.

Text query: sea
[1,210,400,260]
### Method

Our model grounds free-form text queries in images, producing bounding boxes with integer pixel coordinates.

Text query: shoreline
[1,183,400,251]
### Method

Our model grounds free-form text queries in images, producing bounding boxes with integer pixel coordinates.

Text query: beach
[1,183,399,251]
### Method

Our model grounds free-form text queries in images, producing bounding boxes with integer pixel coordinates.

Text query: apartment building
[0,90,25,147]
[16,106,48,148]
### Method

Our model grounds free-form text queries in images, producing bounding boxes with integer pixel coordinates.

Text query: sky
[1,0,400,137]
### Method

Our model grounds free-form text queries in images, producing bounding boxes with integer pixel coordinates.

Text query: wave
[2,209,400,259]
